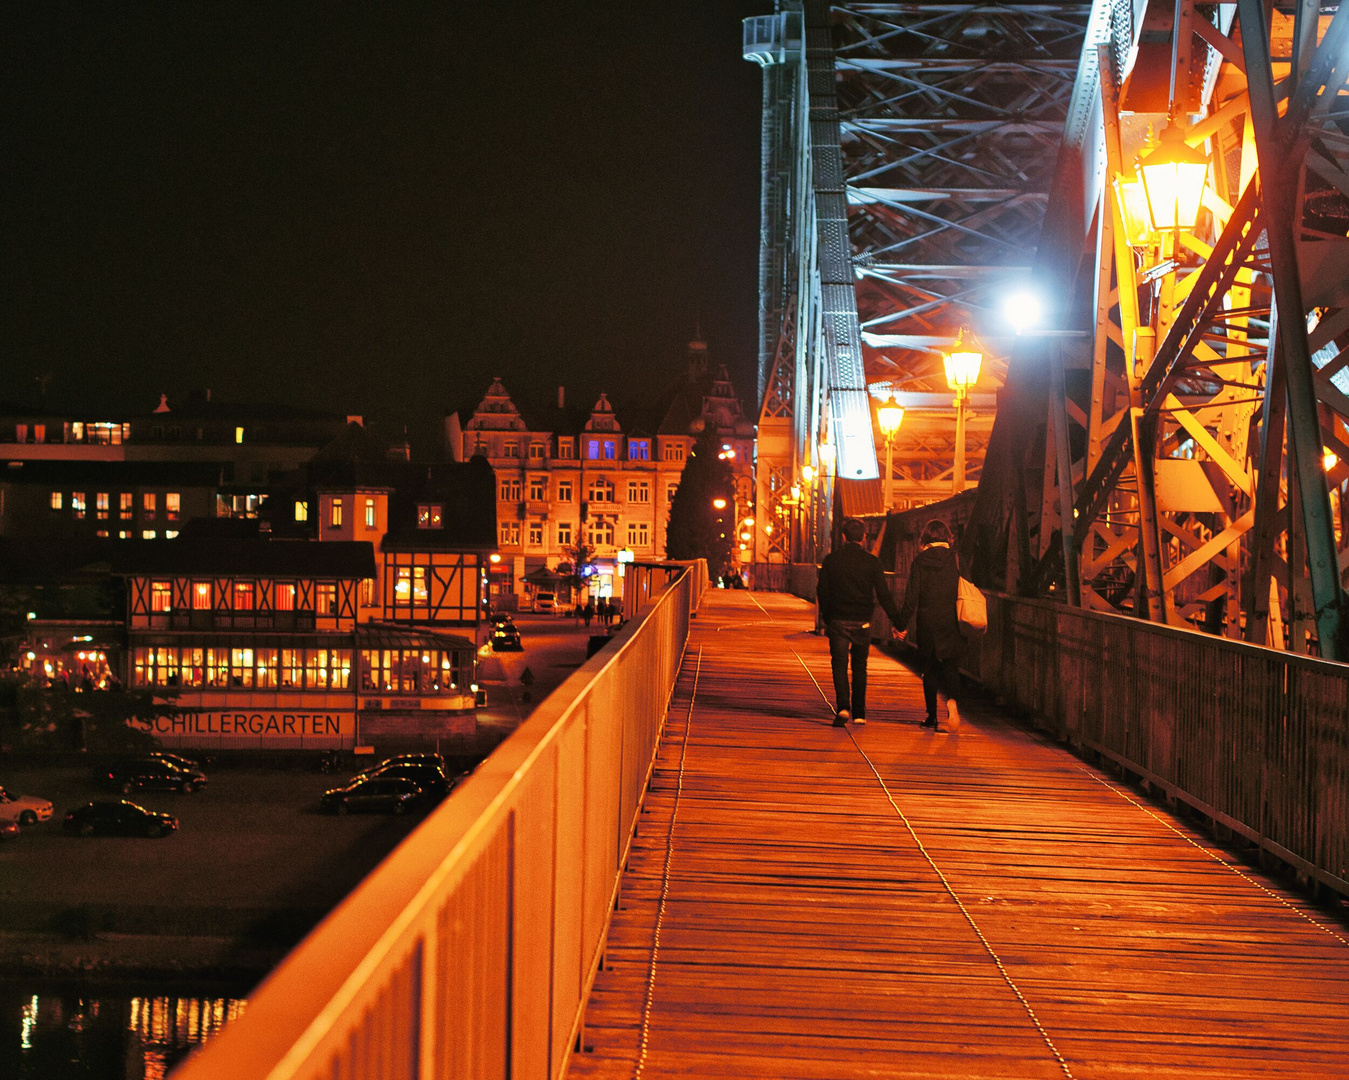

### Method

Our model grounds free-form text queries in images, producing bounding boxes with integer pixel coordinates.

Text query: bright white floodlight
[1002,289,1043,333]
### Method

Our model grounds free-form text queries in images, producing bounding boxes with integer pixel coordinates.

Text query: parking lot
[0,760,426,939]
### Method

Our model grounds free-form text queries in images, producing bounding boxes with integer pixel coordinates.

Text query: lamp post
[877,395,904,512]
[943,331,983,495]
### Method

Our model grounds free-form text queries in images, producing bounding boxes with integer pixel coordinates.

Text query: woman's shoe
[945,699,961,733]
[921,716,938,730]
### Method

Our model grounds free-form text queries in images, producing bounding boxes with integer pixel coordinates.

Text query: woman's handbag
[957,576,987,635]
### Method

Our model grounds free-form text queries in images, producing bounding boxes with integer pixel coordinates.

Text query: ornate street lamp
[1138,121,1209,252]
[944,329,984,495]
[877,394,905,512]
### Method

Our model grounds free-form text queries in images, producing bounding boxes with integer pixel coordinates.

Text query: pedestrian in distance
[583,600,595,628]
[816,518,903,727]
[895,518,964,732]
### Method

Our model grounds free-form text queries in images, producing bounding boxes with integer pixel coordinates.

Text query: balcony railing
[174,560,706,1080]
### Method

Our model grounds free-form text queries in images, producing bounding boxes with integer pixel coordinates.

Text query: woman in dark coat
[895,519,964,732]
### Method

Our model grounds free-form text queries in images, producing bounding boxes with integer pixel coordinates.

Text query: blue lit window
[603,440,616,460]
[629,439,650,461]
[587,440,601,460]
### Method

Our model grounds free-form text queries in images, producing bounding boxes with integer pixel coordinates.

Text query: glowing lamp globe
[877,397,904,438]
[943,330,983,395]
[1113,168,1155,248]
[1138,122,1208,234]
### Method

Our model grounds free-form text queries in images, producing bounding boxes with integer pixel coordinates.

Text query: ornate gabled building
[445,337,756,608]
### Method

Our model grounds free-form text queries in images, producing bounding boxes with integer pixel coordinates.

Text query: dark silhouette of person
[816,518,902,726]
[583,600,595,628]
[895,518,964,732]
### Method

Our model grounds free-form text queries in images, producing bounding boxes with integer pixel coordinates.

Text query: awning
[356,623,475,654]
[835,476,886,518]
[521,566,567,585]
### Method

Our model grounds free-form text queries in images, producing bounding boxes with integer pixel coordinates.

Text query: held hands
[892,627,906,643]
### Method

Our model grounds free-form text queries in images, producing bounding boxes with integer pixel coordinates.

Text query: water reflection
[1,988,246,1079]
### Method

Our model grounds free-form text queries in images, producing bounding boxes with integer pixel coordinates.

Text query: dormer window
[557,439,574,459]
[528,442,545,460]
[330,498,343,527]
[364,498,376,529]
[629,439,650,461]
[503,442,520,458]
[417,504,443,529]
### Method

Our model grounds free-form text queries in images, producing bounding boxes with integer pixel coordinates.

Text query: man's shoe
[833,710,851,727]
[945,699,961,733]
[853,716,866,726]
[921,716,938,730]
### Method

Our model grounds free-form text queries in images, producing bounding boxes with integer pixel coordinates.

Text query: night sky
[3,4,765,447]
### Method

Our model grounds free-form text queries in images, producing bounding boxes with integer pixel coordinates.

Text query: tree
[665,426,736,574]
[557,539,596,603]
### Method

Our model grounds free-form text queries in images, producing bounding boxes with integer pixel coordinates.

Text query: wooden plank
[565,592,1349,1080]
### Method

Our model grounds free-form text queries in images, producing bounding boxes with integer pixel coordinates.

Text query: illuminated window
[364,498,376,528]
[330,498,343,527]
[499,521,520,546]
[557,521,572,546]
[143,493,156,519]
[628,521,650,547]
[417,504,443,529]
[557,480,573,502]
[413,566,428,605]
[49,492,62,511]
[72,492,86,519]
[120,492,133,519]
[281,649,302,688]
[588,479,614,503]
[274,582,296,611]
[663,442,685,462]
[528,442,545,459]
[166,493,180,521]
[587,439,600,460]
[528,521,544,546]
[15,424,27,442]
[603,440,616,460]
[192,582,212,610]
[294,500,309,522]
[95,493,109,520]
[235,426,244,444]
[306,649,330,689]
[629,439,650,461]
[332,649,352,689]
[118,531,132,540]
[232,581,255,610]
[181,648,203,687]
[72,422,85,441]
[141,530,156,540]
[33,424,45,443]
[500,478,521,501]
[628,480,650,503]
[164,529,179,539]
[151,580,172,612]
[529,477,547,501]
[557,439,574,459]
[316,583,337,615]
[394,566,429,607]
[231,647,254,687]
[503,442,519,458]
[360,577,376,606]
[96,529,109,538]
[256,648,278,688]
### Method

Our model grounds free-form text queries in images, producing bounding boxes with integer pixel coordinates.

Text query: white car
[0,786,54,827]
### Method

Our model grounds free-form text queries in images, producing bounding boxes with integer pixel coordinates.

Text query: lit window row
[360,648,470,694]
[132,646,352,690]
[148,580,340,615]
[50,491,179,520]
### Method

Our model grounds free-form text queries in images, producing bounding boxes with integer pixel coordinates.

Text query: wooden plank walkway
[566,590,1349,1080]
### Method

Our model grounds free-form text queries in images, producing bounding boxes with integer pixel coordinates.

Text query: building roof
[0,460,227,486]
[356,622,475,653]
[108,539,377,579]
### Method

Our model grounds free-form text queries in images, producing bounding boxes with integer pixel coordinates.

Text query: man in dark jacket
[816,518,902,726]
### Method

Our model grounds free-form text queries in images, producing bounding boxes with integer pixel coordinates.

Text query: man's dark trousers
[827,619,871,717]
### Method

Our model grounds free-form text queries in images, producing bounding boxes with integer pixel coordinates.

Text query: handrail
[974,593,1349,896]
[175,561,704,1080]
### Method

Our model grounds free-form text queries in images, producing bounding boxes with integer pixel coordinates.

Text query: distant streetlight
[877,395,904,512]
[712,497,728,510]
[944,329,984,495]
[801,464,817,483]
[489,553,502,564]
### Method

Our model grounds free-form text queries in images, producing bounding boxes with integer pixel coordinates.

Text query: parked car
[489,611,514,628]
[0,786,54,827]
[320,777,422,815]
[149,751,206,772]
[491,621,522,651]
[534,591,556,613]
[64,801,178,838]
[105,758,208,795]
[0,820,20,842]
[352,761,454,803]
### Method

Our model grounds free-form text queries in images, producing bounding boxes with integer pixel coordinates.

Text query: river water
[0,984,248,1079]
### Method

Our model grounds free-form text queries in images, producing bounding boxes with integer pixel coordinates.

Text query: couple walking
[816,517,963,732]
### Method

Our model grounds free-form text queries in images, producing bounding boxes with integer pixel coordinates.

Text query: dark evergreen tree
[665,426,736,574]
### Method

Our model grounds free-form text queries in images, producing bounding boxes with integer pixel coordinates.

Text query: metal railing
[972,594,1349,895]
[175,562,705,1080]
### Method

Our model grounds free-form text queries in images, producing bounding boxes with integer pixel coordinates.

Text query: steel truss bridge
[746,0,1349,662]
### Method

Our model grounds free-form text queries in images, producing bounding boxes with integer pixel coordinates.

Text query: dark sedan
[105,758,208,795]
[64,801,178,838]
[320,777,422,815]
[491,622,522,651]
[352,761,454,803]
